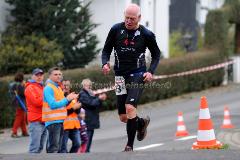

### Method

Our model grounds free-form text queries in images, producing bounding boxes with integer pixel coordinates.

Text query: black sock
[126,117,137,148]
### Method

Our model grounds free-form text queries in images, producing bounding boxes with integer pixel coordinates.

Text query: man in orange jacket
[60,80,81,153]
[25,68,47,153]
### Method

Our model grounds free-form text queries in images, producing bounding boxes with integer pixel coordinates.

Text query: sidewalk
[0,128,29,154]
[0,128,14,143]
[0,128,30,144]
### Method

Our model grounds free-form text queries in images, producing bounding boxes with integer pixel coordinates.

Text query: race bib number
[115,76,127,95]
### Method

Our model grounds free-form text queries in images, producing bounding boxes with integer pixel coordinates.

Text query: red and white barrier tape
[93,60,234,94]
[153,60,234,80]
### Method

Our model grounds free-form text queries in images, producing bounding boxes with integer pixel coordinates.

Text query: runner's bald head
[124,3,141,30]
[124,3,141,17]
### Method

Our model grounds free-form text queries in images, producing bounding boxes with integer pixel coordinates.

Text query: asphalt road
[1,83,240,159]
[1,150,240,160]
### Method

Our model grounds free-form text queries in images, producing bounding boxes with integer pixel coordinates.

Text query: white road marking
[175,135,197,141]
[134,143,164,150]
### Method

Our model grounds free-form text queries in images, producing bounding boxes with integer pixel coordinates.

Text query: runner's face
[124,10,140,30]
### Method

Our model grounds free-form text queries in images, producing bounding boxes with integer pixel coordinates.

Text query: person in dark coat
[78,79,107,152]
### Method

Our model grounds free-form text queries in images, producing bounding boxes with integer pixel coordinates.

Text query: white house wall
[154,0,169,58]
[87,0,127,49]
[140,0,154,31]
[140,0,169,58]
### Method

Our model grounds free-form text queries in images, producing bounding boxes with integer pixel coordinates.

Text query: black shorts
[116,72,145,115]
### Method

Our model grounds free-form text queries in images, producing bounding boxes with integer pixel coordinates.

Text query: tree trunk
[235,24,240,54]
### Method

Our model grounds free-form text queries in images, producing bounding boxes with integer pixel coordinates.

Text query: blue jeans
[46,123,63,153]
[60,129,81,153]
[28,122,47,153]
[86,129,94,152]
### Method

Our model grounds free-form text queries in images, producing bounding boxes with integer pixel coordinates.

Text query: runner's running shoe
[123,146,133,152]
[137,116,150,141]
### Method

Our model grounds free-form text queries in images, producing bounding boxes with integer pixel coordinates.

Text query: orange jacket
[25,81,44,122]
[63,100,81,130]
[42,83,67,122]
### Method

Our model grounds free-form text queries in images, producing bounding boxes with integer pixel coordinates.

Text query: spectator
[60,80,81,153]
[43,67,78,153]
[25,68,47,153]
[78,79,107,152]
[10,72,29,138]
[77,108,88,153]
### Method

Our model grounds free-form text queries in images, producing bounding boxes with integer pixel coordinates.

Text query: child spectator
[78,108,88,153]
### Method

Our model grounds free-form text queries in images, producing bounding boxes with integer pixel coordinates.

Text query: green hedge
[0,51,225,129]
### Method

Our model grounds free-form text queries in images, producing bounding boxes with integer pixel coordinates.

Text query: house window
[132,0,140,5]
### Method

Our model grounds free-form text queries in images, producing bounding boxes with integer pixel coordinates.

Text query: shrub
[169,31,186,58]
[225,0,240,24]
[0,80,15,129]
[0,34,63,76]
[197,30,204,50]
[204,10,229,57]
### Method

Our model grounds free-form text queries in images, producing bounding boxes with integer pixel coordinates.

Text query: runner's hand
[102,63,110,75]
[143,72,153,82]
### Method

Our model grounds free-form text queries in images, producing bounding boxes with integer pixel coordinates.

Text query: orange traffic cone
[192,96,222,149]
[175,112,189,137]
[221,106,235,129]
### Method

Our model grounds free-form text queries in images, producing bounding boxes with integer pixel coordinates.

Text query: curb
[217,129,240,149]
